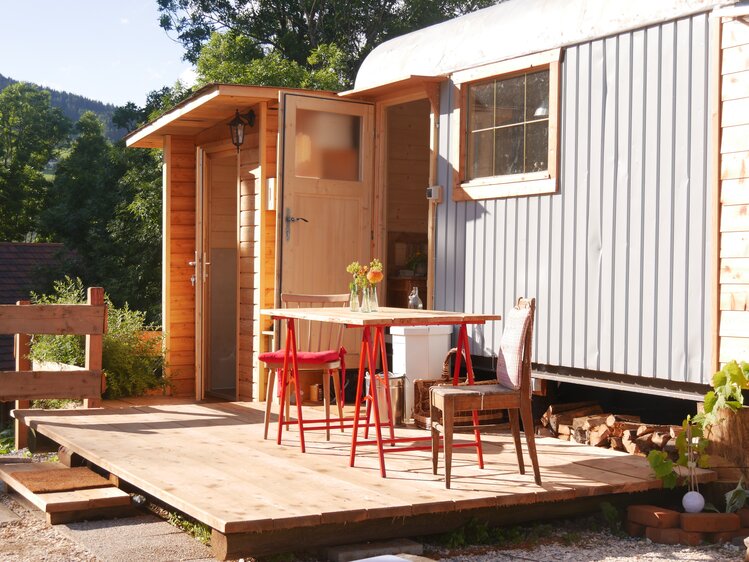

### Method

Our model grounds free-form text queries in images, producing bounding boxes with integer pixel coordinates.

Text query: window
[466,70,549,180]
[452,49,561,201]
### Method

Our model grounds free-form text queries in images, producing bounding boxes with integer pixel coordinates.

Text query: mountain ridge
[0,73,126,141]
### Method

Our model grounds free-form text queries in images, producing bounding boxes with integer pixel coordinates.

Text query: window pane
[525,121,549,172]
[295,109,361,181]
[468,82,494,131]
[494,125,523,176]
[525,71,549,121]
[469,129,494,180]
[494,75,524,126]
[464,68,550,183]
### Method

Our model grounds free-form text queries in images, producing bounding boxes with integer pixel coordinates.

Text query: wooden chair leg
[508,408,525,475]
[263,369,277,440]
[431,400,440,475]
[323,370,331,440]
[443,398,455,489]
[331,369,345,432]
[520,398,542,485]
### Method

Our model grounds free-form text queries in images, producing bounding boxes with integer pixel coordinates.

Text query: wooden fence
[0,287,106,448]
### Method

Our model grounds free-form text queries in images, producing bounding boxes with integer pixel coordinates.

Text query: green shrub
[29,277,168,399]
[0,428,13,454]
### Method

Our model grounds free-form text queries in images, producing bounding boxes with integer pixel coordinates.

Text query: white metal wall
[435,13,714,385]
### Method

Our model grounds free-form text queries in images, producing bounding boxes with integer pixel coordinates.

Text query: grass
[424,504,626,556]
[146,500,212,546]
[167,512,212,545]
[430,518,559,551]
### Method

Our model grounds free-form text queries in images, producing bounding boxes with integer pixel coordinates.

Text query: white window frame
[451,48,562,201]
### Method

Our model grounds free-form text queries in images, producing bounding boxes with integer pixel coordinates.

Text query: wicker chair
[430,297,540,488]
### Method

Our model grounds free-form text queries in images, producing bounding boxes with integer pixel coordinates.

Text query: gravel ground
[426,532,745,561]
[0,492,98,562]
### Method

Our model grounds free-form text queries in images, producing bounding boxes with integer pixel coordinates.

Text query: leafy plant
[167,512,211,545]
[599,501,624,535]
[725,478,748,513]
[696,360,749,428]
[648,360,749,493]
[647,416,709,490]
[647,450,678,489]
[29,277,168,399]
[0,428,13,454]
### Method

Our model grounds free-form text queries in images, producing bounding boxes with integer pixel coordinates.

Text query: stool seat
[259,349,341,365]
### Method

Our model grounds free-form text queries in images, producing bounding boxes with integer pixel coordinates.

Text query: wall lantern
[228,109,256,152]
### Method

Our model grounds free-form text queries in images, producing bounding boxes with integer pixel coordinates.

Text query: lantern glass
[229,110,245,150]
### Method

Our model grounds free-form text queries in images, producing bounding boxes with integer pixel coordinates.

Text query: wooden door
[279,93,374,296]
[195,146,239,400]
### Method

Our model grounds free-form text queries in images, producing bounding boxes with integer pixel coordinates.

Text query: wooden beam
[14,300,31,450]
[712,15,724,374]
[84,287,105,408]
[0,304,106,335]
[0,371,103,401]
[211,490,678,560]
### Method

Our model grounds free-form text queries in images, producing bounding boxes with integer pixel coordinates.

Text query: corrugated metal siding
[436,13,714,385]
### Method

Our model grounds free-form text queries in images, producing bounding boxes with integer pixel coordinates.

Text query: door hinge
[371,230,374,241]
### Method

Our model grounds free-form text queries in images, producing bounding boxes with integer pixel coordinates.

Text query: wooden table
[261,306,501,477]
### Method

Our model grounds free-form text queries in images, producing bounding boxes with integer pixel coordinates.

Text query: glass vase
[361,286,372,313]
[370,285,379,312]
[349,287,360,312]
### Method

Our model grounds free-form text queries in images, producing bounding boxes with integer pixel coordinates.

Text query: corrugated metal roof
[354,0,727,91]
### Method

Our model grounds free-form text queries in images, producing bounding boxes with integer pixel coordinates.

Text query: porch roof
[125,83,326,149]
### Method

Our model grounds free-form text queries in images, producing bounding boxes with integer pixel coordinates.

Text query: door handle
[285,208,309,241]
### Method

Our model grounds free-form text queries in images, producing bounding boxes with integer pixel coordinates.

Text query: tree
[195,32,346,90]
[158,0,495,86]
[0,83,70,240]
[40,112,164,323]
[106,146,163,322]
[41,112,125,297]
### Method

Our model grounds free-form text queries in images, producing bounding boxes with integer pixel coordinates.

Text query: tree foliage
[195,32,346,89]
[158,0,495,86]
[39,112,163,323]
[0,83,70,240]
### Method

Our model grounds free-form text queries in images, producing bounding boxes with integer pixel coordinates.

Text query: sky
[0,0,196,107]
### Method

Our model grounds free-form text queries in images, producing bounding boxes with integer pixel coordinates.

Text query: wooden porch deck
[13,399,709,559]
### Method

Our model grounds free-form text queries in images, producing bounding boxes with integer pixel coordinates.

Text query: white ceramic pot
[682,490,705,513]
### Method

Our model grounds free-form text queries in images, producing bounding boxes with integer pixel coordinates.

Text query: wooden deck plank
[13,401,686,541]
[0,463,129,514]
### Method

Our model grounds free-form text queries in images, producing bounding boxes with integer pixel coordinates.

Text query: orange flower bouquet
[346,258,383,312]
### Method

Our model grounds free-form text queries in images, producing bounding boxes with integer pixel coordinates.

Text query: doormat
[11,466,112,494]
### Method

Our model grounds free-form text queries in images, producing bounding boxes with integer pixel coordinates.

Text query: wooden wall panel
[253,103,279,402]
[238,114,261,401]
[386,100,430,234]
[719,15,749,368]
[164,135,196,396]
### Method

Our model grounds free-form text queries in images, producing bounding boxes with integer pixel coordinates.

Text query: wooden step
[0,462,135,524]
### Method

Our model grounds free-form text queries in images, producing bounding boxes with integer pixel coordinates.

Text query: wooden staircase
[0,461,135,524]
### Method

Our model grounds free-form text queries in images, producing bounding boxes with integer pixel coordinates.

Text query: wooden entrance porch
[12,399,711,560]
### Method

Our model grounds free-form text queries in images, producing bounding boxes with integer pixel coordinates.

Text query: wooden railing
[0,287,107,448]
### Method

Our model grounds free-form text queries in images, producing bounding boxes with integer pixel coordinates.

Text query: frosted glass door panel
[294,109,361,181]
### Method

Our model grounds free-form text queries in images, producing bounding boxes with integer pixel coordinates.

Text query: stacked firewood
[537,401,682,458]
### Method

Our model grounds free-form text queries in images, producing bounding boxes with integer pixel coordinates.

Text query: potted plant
[648,360,749,511]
